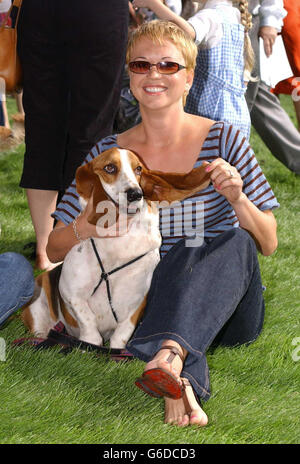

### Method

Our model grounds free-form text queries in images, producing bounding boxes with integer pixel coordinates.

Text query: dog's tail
[21,264,63,337]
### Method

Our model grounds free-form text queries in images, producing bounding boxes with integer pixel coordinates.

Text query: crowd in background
[0,0,299,429]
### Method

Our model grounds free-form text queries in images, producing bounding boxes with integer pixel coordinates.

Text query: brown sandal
[135,345,185,399]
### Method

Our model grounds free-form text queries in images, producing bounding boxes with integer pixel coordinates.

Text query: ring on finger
[227,168,234,178]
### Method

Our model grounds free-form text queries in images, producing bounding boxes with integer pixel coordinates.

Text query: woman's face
[128,37,194,112]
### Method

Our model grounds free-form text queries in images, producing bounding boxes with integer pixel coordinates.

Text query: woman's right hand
[46,194,97,263]
[47,192,134,263]
[75,195,98,241]
[77,192,133,240]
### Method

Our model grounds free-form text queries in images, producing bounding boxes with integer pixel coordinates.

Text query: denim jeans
[127,228,265,401]
[0,253,35,327]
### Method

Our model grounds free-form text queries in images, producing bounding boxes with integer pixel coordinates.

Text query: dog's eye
[104,163,117,174]
[135,166,142,175]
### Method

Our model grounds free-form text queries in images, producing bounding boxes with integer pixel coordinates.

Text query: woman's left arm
[204,159,278,256]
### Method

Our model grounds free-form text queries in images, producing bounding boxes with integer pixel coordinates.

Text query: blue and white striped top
[53,122,279,257]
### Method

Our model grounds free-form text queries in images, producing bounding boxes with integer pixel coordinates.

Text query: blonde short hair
[126,20,198,71]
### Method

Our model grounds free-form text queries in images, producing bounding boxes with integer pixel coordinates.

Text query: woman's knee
[217,228,257,258]
[0,253,35,326]
[1,251,32,271]
[0,252,34,297]
[223,227,255,245]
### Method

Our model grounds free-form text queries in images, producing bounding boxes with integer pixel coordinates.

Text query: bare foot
[164,380,208,427]
[164,397,190,426]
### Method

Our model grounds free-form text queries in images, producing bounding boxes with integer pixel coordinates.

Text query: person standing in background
[246,0,300,175]
[0,0,12,140]
[272,0,300,132]
[17,0,129,270]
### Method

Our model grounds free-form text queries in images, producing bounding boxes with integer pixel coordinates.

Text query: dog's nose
[126,188,143,203]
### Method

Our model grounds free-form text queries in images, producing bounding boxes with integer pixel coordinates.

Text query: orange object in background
[272,0,300,96]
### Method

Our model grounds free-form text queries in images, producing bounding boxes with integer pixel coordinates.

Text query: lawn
[0,95,299,445]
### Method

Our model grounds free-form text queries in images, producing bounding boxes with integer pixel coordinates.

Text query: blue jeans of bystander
[0,252,35,327]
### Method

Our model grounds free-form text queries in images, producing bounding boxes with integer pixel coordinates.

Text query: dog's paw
[79,332,103,347]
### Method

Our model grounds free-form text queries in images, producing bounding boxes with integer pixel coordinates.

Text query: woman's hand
[258,26,278,58]
[76,196,98,240]
[46,193,134,263]
[78,192,133,239]
[203,160,277,256]
[204,159,243,205]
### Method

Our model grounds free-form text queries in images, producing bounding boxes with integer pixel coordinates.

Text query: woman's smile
[143,85,168,95]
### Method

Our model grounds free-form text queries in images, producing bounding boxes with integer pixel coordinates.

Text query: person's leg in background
[0,98,12,140]
[246,10,300,175]
[25,189,59,270]
[293,98,300,132]
[17,0,129,270]
[0,101,4,126]
[59,0,129,189]
[13,90,25,118]
[251,82,300,174]
[0,252,34,328]
[0,6,12,139]
[1,98,11,130]
[272,1,300,133]
[17,0,69,271]
[245,8,260,113]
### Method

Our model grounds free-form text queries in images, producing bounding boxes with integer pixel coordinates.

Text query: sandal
[135,345,185,399]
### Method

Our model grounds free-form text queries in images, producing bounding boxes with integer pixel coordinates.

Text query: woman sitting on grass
[47,20,279,427]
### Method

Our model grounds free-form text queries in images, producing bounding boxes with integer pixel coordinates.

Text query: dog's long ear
[75,161,109,225]
[140,164,211,202]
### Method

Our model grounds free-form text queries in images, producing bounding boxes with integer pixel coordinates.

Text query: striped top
[53,122,279,257]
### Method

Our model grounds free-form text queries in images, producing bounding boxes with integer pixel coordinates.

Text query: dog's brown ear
[140,164,211,202]
[76,162,98,201]
[75,161,109,225]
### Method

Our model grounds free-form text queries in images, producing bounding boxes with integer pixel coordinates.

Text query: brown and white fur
[21,148,210,349]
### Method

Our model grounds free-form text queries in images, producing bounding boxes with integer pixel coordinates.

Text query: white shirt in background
[251,0,287,31]
[188,0,241,48]
[0,0,11,14]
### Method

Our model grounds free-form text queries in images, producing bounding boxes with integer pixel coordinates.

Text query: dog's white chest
[59,218,161,346]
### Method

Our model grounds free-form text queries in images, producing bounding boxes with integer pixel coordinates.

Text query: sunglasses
[129,60,187,75]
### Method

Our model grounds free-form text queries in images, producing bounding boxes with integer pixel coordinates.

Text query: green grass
[0,95,299,444]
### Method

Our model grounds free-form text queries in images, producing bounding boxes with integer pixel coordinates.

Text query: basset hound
[21,148,210,349]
